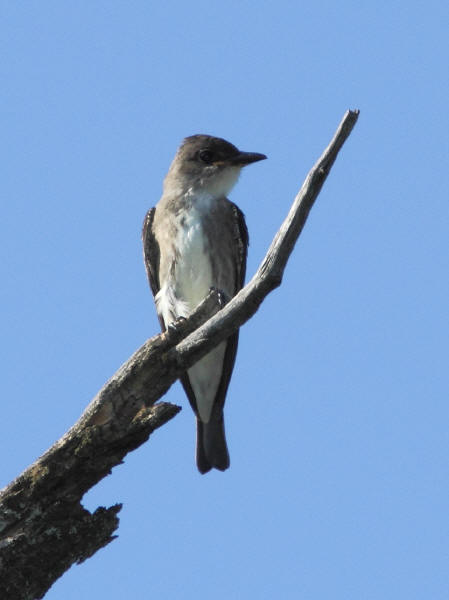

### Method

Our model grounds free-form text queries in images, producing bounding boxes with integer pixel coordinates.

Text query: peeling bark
[0,110,359,599]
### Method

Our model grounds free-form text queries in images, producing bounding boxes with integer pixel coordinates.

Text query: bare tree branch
[0,109,359,600]
[173,109,360,368]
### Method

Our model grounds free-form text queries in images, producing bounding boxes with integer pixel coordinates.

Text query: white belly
[156,203,227,423]
[176,209,214,314]
[155,207,212,323]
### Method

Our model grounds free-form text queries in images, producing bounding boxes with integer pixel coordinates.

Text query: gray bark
[0,110,359,599]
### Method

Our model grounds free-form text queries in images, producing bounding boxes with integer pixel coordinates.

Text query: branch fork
[0,110,359,600]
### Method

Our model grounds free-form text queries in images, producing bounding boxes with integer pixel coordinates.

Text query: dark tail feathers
[196,416,230,474]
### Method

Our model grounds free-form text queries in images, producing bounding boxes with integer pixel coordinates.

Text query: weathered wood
[173,110,360,368]
[0,110,359,600]
[0,292,223,600]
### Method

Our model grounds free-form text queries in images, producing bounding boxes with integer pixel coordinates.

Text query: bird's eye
[198,149,214,164]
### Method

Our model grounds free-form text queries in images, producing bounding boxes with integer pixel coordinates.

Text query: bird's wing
[142,207,166,330]
[212,202,248,413]
[230,201,249,291]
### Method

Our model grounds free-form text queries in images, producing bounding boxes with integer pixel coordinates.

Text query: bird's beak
[229,151,267,166]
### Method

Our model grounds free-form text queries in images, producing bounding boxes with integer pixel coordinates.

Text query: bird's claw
[167,316,187,336]
[168,316,186,329]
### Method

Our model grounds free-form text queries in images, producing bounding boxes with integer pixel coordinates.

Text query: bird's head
[163,135,266,198]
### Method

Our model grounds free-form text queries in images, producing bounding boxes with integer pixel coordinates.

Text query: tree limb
[0,109,359,600]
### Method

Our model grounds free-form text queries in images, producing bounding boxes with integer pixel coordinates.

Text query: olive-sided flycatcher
[142,135,266,473]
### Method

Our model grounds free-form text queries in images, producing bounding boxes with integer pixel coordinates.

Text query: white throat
[164,165,241,200]
[199,165,241,198]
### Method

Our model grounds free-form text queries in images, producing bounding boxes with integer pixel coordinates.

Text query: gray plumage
[142,135,266,473]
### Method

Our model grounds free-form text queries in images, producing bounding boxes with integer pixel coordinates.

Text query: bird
[142,135,266,473]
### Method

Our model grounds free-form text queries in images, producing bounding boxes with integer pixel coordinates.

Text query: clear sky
[1,2,448,599]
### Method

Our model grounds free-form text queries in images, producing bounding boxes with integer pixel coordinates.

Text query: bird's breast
[174,206,214,312]
[155,194,234,326]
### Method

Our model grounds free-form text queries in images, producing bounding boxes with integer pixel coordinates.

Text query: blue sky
[1,2,448,598]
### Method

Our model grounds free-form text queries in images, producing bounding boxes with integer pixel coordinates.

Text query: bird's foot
[167,316,186,333]
[165,316,187,342]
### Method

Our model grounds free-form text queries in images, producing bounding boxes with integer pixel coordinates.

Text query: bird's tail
[196,415,230,474]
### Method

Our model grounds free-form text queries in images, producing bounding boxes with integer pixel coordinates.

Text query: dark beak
[230,151,267,166]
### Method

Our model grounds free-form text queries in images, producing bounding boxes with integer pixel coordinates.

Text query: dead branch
[0,109,359,600]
